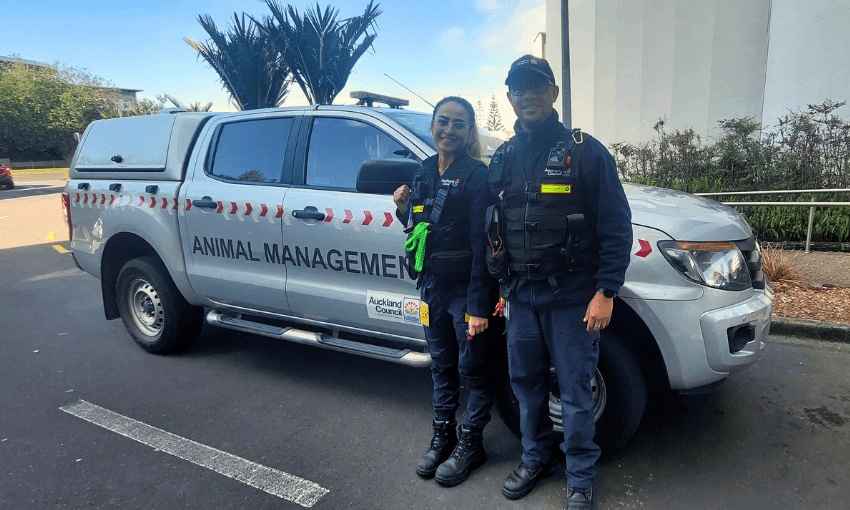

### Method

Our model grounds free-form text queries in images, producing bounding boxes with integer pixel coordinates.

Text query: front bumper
[700,287,772,375]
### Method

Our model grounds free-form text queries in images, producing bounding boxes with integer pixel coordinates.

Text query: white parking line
[23,268,83,282]
[60,400,329,508]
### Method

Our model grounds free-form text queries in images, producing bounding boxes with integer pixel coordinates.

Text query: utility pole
[561,0,572,129]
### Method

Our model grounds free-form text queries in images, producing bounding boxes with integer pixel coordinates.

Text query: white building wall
[546,0,781,144]
[762,0,850,128]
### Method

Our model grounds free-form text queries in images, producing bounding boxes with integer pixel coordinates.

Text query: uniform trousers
[505,278,601,489]
[422,281,493,430]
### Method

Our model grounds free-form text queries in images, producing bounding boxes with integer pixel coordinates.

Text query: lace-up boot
[565,485,594,510]
[434,424,486,486]
[415,419,457,479]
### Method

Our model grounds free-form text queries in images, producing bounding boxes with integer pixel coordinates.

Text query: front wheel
[493,330,648,453]
[116,256,203,353]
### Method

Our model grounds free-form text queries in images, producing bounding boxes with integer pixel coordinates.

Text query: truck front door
[282,112,425,337]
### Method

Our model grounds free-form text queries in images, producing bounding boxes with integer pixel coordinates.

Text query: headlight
[657,241,752,291]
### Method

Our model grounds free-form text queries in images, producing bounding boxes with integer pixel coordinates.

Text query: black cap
[505,54,556,85]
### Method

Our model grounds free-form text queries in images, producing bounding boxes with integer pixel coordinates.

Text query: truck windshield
[383,111,437,151]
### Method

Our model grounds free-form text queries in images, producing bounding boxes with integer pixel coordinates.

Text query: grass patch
[760,244,811,286]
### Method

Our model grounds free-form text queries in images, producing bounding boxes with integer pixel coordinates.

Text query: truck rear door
[180,111,301,314]
[282,111,425,337]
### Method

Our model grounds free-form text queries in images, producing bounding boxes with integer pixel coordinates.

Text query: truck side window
[210,118,293,183]
[305,117,408,189]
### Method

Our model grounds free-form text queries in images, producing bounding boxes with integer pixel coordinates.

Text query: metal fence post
[805,196,816,253]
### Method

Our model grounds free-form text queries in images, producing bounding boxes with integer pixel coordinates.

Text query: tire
[116,256,203,353]
[493,329,648,453]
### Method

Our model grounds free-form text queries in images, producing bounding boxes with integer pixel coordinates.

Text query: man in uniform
[486,55,632,509]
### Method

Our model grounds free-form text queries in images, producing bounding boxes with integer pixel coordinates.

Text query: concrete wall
[547,0,790,144]
[762,0,850,128]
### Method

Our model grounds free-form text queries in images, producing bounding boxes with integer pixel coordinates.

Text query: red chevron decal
[382,212,394,227]
[216,201,223,214]
[185,199,192,211]
[110,195,116,205]
[343,209,353,223]
[276,205,283,218]
[101,194,106,204]
[83,193,89,204]
[172,198,178,210]
[635,239,652,258]
[138,197,145,207]
[229,202,237,215]
[161,198,168,209]
[324,208,334,222]
[150,197,156,208]
[244,203,252,215]
[363,211,373,225]
[259,204,268,217]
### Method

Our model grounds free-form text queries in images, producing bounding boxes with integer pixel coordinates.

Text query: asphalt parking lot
[1,185,849,509]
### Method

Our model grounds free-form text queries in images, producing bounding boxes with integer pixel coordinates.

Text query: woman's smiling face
[431,101,471,155]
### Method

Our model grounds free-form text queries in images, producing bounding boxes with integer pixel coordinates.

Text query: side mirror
[356,159,420,195]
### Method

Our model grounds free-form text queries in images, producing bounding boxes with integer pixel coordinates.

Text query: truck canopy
[70,112,215,181]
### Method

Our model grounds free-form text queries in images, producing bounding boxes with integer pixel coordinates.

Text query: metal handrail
[694,189,850,253]
[697,188,850,196]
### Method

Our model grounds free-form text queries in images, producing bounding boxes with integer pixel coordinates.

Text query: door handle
[292,208,326,221]
[192,196,217,209]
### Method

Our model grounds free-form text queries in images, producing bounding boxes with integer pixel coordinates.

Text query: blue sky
[2,0,545,127]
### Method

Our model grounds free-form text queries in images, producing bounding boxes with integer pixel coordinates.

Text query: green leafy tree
[0,62,115,159]
[486,94,503,131]
[186,13,290,110]
[261,0,381,105]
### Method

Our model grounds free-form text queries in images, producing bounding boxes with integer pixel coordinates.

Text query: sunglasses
[509,80,553,97]
[434,117,470,130]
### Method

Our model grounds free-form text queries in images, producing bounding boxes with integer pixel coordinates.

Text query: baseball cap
[505,54,556,85]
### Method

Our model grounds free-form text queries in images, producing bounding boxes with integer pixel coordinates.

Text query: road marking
[60,400,329,508]
[52,244,69,254]
[23,268,82,282]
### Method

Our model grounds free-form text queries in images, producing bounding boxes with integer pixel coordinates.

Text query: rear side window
[210,118,293,183]
[306,117,408,189]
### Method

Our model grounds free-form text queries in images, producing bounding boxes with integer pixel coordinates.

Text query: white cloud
[439,27,466,52]
[478,0,546,57]
[475,0,503,14]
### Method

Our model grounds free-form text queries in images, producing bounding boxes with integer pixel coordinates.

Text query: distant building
[0,55,141,111]
[545,0,850,143]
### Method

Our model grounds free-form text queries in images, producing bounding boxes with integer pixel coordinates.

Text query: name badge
[541,184,572,194]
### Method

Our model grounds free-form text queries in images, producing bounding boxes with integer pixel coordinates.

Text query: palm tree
[185,13,290,110]
[260,1,381,105]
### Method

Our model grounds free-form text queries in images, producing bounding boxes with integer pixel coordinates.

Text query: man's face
[506,70,559,131]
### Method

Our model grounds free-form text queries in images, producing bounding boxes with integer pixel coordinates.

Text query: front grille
[736,237,765,290]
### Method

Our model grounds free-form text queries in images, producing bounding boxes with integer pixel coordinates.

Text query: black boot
[434,425,486,487]
[565,485,594,510]
[415,419,457,479]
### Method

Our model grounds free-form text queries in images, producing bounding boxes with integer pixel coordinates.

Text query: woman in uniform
[393,96,496,487]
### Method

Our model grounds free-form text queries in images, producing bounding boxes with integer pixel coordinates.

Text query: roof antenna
[384,74,434,109]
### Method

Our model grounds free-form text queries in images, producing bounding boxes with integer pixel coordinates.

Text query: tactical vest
[406,161,476,283]
[486,129,597,289]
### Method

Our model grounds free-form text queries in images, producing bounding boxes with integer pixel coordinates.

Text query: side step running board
[206,310,431,368]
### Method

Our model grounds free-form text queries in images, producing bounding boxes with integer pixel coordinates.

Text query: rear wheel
[116,256,203,353]
[493,329,648,453]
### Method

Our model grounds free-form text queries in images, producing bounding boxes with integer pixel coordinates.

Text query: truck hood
[624,183,754,241]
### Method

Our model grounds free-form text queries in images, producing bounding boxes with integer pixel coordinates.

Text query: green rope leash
[404,222,430,272]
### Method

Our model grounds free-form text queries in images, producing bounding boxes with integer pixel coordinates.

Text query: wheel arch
[100,233,159,320]
[608,298,669,392]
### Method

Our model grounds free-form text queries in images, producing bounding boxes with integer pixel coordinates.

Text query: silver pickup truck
[62,101,773,451]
